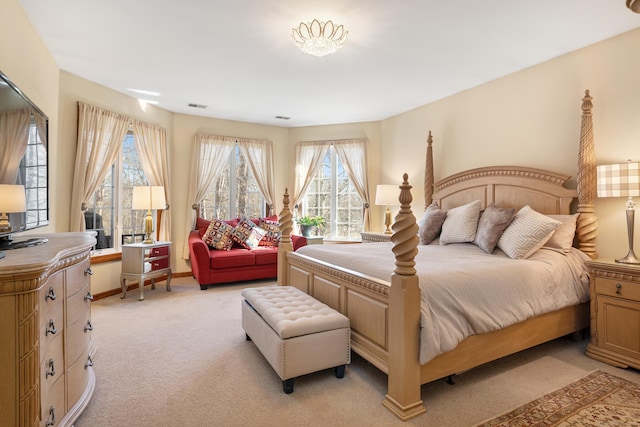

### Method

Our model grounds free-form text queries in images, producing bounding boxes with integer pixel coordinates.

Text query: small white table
[120,241,172,301]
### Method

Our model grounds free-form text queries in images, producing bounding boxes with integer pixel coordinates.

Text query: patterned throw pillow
[439,200,482,245]
[245,226,268,249]
[259,219,281,246]
[230,217,257,249]
[497,205,562,259]
[202,219,234,251]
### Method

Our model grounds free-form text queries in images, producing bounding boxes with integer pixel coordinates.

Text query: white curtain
[69,102,130,232]
[333,139,371,231]
[237,138,275,215]
[181,134,235,259]
[0,108,31,183]
[32,108,47,151]
[132,119,171,241]
[291,142,330,216]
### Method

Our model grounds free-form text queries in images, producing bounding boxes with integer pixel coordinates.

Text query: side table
[121,241,172,301]
[360,232,392,243]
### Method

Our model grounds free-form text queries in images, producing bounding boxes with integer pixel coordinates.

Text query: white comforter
[295,242,590,364]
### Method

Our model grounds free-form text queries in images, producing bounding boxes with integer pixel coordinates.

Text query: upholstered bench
[241,285,351,394]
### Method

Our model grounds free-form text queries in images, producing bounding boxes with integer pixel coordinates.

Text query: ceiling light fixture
[291,19,348,57]
[627,0,640,13]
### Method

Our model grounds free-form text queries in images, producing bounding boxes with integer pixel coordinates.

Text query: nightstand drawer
[150,245,169,256]
[595,277,640,302]
[151,258,169,270]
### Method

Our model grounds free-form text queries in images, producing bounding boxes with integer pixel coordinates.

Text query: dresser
[120,241,172,301]
[585,259,640,370]
[0,232,96,427]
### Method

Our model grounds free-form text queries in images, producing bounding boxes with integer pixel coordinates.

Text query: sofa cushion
[202,219,234,251]
[209,248,255,269]
[251,246,278,265]
[259,219,281,246]
[230,217,257,249]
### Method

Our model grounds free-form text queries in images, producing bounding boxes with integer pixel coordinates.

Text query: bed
[275,91,599,420]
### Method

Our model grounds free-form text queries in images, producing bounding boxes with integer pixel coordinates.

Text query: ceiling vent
[188,103,207,109]
[275,115,291,120]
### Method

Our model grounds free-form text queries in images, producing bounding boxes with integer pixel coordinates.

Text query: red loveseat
[188,216,307,290]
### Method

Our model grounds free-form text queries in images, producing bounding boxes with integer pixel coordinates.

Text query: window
[85,132,148,252]
[303,147,363,240]
[200,145,266,220]
[19,122,48,229]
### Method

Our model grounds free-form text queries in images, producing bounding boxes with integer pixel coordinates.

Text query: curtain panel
[0,108,32,184]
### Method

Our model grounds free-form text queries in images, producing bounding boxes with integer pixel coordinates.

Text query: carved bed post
[576,90,598,258]
[277,188,294,286]
[382,174,426,420]
[424,131,434,209]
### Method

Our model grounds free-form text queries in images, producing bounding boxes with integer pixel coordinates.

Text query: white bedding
[295,242,590,364]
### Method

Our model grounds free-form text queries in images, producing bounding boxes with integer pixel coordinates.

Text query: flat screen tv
[0,70,49,253]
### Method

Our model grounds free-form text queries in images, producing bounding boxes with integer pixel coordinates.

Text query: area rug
[476,370,640,426]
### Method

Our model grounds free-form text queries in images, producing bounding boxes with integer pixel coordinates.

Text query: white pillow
[439,200,482,245]
[543,214,578,254]
[498,205,562,259]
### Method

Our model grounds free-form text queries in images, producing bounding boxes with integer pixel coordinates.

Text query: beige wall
[380,28,640,261]
[4,0,640,294]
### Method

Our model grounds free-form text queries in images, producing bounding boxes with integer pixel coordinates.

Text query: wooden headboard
[432,166,576,215]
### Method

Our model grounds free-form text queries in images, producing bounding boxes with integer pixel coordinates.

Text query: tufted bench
[241,285,351,393]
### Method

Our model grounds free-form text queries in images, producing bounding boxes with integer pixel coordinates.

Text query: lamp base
[616,250,640,265]
[142,211,155,244]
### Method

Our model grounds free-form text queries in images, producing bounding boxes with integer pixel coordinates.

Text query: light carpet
[75,277,640,427]
[476,370,640,426]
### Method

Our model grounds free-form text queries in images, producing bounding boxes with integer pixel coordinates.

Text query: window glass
[19,122,48,228]
[303,147,363,240]
[201,145,265,220]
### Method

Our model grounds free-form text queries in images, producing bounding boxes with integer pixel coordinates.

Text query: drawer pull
[85,267,93,276]
[85,355,94,369]
[84,292,94,301]
[45,287,57,301]
[616,283,622,295]
[46,406,56,426]
[46,319,57,336]
[46,358,56,378]
[84,320,94,332]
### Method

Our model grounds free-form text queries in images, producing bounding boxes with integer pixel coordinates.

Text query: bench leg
[283,379,294,394]
[335,365,346,379]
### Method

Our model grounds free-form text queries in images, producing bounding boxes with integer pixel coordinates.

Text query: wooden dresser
[0,233,96,427]
[585,258,640,370]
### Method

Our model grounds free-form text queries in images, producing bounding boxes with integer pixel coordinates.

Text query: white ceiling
[18,0,640,127]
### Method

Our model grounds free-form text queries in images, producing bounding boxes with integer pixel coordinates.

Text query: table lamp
[132,186,166,244]
[375,184,399,234]
[597,160,640,264]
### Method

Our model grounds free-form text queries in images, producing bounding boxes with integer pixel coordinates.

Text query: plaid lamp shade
[597,162,640,198]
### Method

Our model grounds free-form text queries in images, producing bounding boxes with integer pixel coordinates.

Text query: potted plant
[295,215,326,237]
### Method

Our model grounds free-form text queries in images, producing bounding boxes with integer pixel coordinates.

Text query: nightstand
[585,259,640,369]
[360,231,392,243]
[120,241,172,301]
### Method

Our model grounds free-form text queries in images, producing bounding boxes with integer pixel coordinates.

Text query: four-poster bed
[276,91,598,420]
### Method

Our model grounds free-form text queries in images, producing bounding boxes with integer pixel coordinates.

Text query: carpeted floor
[75,277,640,427]
[476,370,640,426]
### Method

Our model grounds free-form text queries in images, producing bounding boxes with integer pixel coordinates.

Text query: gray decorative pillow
[473,203,516,253]
[497,205,562,259]
[439,200,482,245]
[418,202,447,245]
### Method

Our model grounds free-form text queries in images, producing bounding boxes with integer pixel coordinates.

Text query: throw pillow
[497,205,562,259]
[543,214,578,254]
[439,200,482,245]
[418,202,447,245]
[259,219,281,246]
[245,226,268,249]
[202,219,234,251]
[230,217,256,249]
[473,203,516,254]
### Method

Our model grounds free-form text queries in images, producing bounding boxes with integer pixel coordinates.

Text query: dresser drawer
[66,282,91,327]
[66,257,91,297]
[40,271,64,313]
[40,303,64,362]
[67,351,92,412]
[149,245,169,257]
[41,371,65,427]
[595,277,640,302]
[41,332,64,393]
[66,314,92,366]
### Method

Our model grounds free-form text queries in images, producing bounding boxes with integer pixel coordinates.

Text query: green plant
[295,215,326,229]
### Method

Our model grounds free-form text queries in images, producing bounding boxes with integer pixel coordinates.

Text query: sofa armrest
[291,235,307,251]
[188,230,211,284]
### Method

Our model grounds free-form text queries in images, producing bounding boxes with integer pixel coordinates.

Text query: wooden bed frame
[276,91,599,421]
